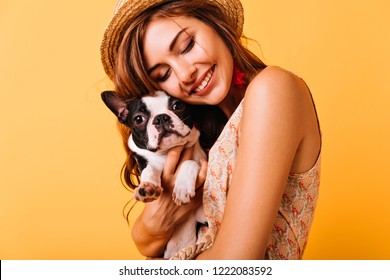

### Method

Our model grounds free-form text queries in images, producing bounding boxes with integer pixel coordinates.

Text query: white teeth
[194,69,213,92]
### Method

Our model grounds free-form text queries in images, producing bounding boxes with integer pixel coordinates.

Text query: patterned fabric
[171,100,320,260]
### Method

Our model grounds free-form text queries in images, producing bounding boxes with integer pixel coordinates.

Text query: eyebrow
[169,27,188,51]
[147,27,189,74]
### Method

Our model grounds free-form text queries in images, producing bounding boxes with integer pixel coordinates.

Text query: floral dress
[171,100,320,260]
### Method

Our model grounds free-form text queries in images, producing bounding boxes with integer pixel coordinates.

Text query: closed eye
[156,68,172,83]
[181,37,195,55]
[150,34,195,83]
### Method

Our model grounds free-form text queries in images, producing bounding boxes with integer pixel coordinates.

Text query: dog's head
[101,90,196,152]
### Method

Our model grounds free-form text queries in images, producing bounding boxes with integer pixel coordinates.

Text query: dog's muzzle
[153,114,174,137]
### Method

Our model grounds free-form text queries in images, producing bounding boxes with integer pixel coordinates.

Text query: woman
[100,0,321,259]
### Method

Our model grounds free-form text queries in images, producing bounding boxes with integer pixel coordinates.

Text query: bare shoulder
[243,66,311,121]
[242,66,321,173]
[247,66,307,102]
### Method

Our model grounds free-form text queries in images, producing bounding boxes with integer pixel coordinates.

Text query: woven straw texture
[100,0,244,79]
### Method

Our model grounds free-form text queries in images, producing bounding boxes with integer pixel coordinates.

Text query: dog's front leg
[134,164,163,202]
[173,160,199,205]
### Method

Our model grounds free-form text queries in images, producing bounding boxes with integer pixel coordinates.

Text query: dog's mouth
[147,128,191,152]
[161,129,184,138]
[160,128,189,140]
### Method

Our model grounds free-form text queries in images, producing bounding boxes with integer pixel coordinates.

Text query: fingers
[161,145,208,192]
[142,184,203,227]
[196,158,208,189]
[162,145,184,189]
[164,145,184,174]
[192,184,204,208]
[179,145,195,162]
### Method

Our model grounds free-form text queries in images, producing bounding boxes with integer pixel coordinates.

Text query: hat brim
[100,0,244,80]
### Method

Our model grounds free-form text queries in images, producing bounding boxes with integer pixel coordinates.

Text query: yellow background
[1,0,389,259]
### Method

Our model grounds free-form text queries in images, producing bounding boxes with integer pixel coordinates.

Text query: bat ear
[101,91,129,123]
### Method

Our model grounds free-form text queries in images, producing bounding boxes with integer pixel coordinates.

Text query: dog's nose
[153,114,171,126]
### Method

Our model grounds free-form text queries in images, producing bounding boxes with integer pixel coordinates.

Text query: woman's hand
[132,145,207,258]
[162,145,207,191]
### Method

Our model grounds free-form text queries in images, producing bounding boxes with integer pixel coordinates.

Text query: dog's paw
[134,182,163,202]
[172,183,195,205]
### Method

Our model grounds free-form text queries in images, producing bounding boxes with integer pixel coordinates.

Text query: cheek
[219,46,234,84]
[160,80,184,99]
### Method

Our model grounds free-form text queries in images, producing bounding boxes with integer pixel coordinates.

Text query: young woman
[100,0,321,259]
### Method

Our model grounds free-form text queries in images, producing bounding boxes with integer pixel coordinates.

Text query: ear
[101,91,129,124]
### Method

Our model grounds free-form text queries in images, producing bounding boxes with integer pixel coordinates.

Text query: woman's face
[142,16,233,105]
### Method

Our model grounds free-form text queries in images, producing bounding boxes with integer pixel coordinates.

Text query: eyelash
[157,68,171,82]
[181,36,195,55]
[155,36,195,83]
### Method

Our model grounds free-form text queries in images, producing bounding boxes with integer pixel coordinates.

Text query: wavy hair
[112,0,266,190]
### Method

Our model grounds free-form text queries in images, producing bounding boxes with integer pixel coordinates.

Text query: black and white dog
[101,90,206,258]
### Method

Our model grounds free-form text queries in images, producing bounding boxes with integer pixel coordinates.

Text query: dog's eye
[133,115,145,125]
[172,101,184,111]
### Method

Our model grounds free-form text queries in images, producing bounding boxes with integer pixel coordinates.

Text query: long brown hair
[112,0,266,190]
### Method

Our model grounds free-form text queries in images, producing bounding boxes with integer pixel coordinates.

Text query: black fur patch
[133,153,148,172]
[168,96,193,129]
[126,99,150,150]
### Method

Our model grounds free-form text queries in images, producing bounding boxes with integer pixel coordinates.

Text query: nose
[176,62,196,85]
[153,114,171,127]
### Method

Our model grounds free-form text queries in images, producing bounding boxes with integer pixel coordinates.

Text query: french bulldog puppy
[101,90,206,258]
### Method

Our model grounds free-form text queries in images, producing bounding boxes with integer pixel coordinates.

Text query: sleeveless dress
[171,99,320,260]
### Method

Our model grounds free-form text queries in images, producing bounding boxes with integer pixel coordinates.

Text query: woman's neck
[218,69,258,117]
[218,86,246,118]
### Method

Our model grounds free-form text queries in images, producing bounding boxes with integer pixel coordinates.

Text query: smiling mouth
[191,65,215,94]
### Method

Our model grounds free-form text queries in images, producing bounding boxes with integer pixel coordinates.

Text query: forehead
[144,16,197,41]
[142,16,199,66]
[139,91,185,116]
[141,91,170,114]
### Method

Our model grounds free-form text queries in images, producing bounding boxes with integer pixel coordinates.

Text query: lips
[191,65,215,95]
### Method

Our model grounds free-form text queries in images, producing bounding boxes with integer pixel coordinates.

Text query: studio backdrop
[1,0,389,259]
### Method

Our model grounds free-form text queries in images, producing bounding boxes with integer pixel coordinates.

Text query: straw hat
[100,0,244,79]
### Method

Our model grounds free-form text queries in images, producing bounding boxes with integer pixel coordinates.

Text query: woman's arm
[197,66,320,259]
[132,145,207,257]
[132,186,204,257]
